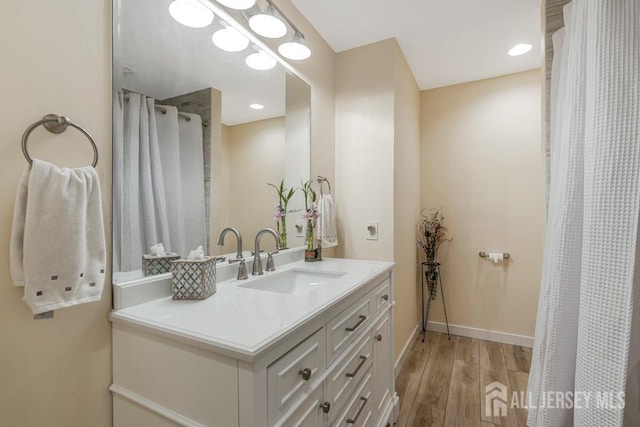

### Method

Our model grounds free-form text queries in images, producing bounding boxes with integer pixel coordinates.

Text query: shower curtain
[528,1,639,426]
[113,91,207,273]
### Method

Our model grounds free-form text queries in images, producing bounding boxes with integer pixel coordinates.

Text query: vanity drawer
[371,277,391,316]
[332,370,374,427]
[273,385,325,427]
[268,328,326,426]
[326,298,371,365]
[326,331,373,422]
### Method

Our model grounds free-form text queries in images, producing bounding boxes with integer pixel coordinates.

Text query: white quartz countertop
[110,258,394,361]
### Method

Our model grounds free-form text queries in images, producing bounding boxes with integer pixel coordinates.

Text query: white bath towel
[10,159,106,314]
[317,194,338,248]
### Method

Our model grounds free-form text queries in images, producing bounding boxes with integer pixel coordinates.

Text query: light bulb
[169,0,214,28]
[249,103,264,110]
[245,51,277,71]
[249,9,287,38]
[278,36,311,60]
[212,27,249,52]
[216,0,256,10]
[508,43,532,56]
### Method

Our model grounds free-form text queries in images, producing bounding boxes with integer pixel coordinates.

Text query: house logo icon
[485,381,507,417]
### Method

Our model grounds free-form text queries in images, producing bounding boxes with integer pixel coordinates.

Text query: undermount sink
[239,268,346,295]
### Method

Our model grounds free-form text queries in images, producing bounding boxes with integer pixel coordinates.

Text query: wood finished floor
[395,332,532,427]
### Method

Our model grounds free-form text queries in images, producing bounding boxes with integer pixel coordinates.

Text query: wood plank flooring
[395,332,532,427]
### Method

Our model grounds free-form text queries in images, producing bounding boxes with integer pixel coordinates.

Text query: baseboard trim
[394,323,420,378]
[427,321,534,348]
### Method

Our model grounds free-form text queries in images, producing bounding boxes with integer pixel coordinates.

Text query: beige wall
[0,1,112,426]
[393,47,422,361]
[335,40,396,262]
[335,39,421,361]
[222,117,287,253]
[420,70,545,338]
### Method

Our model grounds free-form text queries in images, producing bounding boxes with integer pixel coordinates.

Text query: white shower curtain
[113,91,207,273]
[155,105,187,258]
[528,1,640,426]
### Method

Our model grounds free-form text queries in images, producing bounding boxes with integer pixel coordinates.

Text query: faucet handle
[265,252,277,272]
[214,256,227,263]
[229,258,248,280]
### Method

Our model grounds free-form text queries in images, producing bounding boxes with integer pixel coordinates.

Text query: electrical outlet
[295,220,305,237]
[366,221,378,240]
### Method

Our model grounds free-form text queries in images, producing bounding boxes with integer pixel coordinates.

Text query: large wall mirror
[112,0,311,284]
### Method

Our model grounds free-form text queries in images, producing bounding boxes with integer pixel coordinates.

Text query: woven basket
[143,253,181,276]
[170,257,217,300]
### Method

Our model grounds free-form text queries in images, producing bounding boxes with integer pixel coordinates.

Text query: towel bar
[21,114,98,167]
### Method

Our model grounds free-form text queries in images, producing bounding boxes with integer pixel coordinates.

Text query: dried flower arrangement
[417,208,452,299]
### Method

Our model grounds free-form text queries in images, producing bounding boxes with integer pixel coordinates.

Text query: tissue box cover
[171,257,217,300]
[142,253,181,276]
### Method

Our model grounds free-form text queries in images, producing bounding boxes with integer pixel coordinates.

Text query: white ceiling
[290,0,542,90]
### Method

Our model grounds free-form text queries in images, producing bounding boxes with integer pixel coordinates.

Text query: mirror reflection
[112,0,311,283]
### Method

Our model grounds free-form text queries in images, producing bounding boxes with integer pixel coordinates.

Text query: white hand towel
[10,159,106,314]
[318,194,338,248]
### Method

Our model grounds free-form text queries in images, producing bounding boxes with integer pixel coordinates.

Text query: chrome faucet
[217,227,243,259]
[252,228,281,275]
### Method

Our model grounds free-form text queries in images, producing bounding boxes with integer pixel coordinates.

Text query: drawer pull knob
[375,334,383,342]
[345,315,367,332]
[381,294,389,301]
[299,368,312,381]
[346,355,367,378]
[319,401,331,413]
[346,396,368,424]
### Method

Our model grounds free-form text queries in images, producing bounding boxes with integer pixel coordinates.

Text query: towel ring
[21,114,99,167]
[317,175,332,196]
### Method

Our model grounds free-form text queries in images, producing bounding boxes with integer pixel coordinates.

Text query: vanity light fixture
[169,0,214,28]
[245,50,277,70]
[249,103,264,110]
[508,43,532,56]
[216,0,256,10]
[248,4,287,38]
[212,24,250,52]
[278,32,311,60]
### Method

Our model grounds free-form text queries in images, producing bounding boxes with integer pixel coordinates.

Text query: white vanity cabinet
[110,259,397,427]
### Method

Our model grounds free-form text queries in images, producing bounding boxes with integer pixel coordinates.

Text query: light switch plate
[366,221,378,240]
[295,220,305,237]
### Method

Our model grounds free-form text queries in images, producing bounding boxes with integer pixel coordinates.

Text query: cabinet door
[275,386,324,427]
[372,313,392,419]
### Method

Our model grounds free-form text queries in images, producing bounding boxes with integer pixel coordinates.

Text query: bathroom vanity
[110,250,397,426]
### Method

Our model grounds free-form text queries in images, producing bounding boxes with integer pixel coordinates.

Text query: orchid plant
[268,179,296,249]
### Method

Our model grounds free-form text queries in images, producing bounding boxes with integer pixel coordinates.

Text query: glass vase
[279,215,288,249]
[304,219,321,262]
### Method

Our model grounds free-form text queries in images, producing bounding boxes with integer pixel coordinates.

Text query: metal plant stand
[421,261,450,341]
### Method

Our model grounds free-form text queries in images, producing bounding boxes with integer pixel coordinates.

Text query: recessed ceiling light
[216,0,256,10]
[249,103,264,110]
[212,27,249,52]
[278,34,311,60]
[245,51,277,71]
[508,43,532,56]
[249,7,287,38]
[169,0,214,28]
